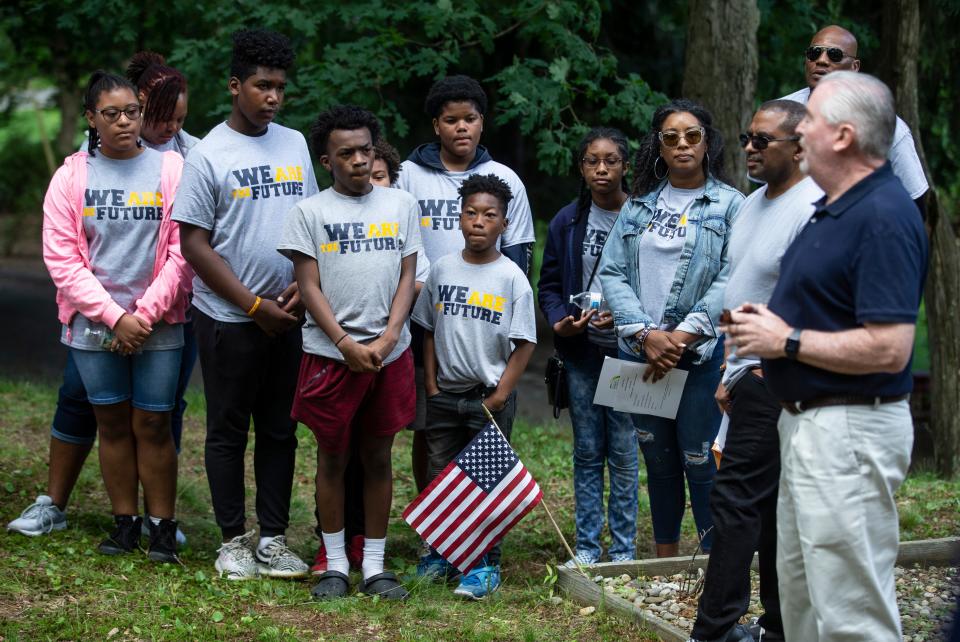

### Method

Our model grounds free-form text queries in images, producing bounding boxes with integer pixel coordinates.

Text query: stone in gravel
[678,618,691,628]
[661,612,678,621]
[669,603,682,614]
[549,596,563,605]
[645,596,666,604]
[593,575,603,583]
[579,606,596,616]
[620,574,631,582]
[647,587,662,597]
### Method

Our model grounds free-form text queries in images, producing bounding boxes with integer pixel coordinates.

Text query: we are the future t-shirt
[277,185,422,366]
[62,148,182,351]
[396,159,536,262]
[172,122,319,322]
[412,253,537,392]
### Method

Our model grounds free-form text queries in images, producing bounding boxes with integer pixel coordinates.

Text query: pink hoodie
[42,150,192,333]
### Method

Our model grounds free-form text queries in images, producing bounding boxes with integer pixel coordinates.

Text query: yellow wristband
[246,296,262,317]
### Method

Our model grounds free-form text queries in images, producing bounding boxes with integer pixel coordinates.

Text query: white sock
[362,537,386,580]
[148,515,162,526]
[257,535,277,554]
[322,529,349,575]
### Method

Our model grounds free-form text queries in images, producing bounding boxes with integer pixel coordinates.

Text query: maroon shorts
[291,348,415,454]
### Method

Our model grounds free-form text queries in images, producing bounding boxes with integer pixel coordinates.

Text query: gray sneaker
[6,495,67,536]
[215,530,259,580]
[256,535,309,578]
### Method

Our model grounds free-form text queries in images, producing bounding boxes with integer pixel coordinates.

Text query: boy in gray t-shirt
[411,174,536,600]
[281,106,419,603]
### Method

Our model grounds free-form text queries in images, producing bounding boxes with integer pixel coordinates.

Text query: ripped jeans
[620,340,723,550]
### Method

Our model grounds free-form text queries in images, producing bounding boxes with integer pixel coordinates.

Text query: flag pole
[481,403,590,579]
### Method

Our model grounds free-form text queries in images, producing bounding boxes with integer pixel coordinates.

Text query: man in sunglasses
[727,72,927,642]
[688,99,820,642]
[779,25,929,215]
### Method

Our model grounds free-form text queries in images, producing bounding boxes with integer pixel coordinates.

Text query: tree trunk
[681,0,759,193]
[885,0,960,477]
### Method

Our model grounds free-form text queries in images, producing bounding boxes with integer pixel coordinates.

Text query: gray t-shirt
[723,176,823,388]
[277,185,421,365]
[582,203,619,347]
[637,183,700,327]
[396,159,536,263]
[144,129,200,157]
[412,252,537,392]
[62,148,182,351]
[172,122,319,322]
[780,86,928,199]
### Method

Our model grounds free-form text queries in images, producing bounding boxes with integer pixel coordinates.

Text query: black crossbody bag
[545,253,604,418]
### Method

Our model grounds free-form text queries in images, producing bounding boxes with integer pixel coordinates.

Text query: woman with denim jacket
[598,99,743,558]
[539,127,638,567]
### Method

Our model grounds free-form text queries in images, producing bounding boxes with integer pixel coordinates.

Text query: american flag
[402,422,543,574]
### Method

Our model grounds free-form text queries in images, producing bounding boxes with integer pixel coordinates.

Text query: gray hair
[814,71,896,160]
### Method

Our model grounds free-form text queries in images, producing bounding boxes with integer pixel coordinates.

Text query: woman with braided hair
[126,51,199,157]
[538,127,638,566]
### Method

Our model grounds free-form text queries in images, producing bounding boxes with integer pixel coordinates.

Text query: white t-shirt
[723,176,823,388]
[396,158,536,262]
[172,122,319,322]
[412,253,536,391]
[277,185,421,365]
[636,183,700,327]
[780,86,928,199]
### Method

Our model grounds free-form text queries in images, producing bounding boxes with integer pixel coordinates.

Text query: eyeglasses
[805,46,849,63]
[739,133,800,150]
[658,127,704,148]
[93,105,143,123]
[582,156,623,169]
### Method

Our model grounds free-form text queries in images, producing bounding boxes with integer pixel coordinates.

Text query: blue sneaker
[416,549,450,579]
[453,560,501,600]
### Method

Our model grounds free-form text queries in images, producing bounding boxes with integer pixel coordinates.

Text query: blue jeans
[620,339,723,550]
[52,320,196,451]
[71,347,182,412]
[566,344,638,561]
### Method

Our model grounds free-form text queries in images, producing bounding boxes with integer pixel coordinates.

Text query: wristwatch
[784,328,802,360]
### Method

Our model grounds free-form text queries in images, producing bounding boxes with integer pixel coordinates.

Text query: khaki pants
[777,401,912,642]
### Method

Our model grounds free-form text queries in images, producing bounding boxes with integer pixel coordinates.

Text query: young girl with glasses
[41,71,190,562]
[538,127,639,566]
[598,99,743,558]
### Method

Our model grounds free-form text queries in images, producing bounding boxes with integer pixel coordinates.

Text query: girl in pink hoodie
[41,70,189,563]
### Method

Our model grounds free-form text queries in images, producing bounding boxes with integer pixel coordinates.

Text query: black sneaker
[147,518,180,563]
[98,515,143,555]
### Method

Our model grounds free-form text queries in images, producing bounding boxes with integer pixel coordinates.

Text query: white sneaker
[215,530,259,580]
[563,551,598,569]
[6,495,67,536]
[256,535,309,578]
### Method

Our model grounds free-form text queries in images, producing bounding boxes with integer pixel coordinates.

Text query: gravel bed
[588,564,957,641]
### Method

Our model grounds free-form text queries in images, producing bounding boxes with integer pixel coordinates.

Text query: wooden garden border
[556,537,959,642]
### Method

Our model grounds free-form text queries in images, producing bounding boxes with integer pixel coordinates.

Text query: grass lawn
[1,379,956,641]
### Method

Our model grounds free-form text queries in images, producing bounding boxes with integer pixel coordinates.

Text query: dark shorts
[292,348,415,454]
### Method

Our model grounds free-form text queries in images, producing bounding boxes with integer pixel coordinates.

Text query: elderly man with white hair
[724,71,929,642]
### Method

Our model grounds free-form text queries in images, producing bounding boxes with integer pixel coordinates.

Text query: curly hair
[458,174,513,215]
[309,105,382,158]
[424,75,488,117]
[231,29,295,81]
[126,51,188,130]
[374,139,402,186]
[574,126,630,223]
[631,98,727,196]
[83,70,139,157]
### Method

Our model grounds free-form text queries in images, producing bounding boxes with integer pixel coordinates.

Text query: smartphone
[720,308,732,325]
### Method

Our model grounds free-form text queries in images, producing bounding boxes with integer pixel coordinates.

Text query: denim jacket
[597,176,743,364]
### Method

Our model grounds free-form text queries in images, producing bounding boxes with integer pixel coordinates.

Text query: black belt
[780,394,910,416]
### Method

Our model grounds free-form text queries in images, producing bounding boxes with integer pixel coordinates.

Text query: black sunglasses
[805,46,848,63]
[739,133,800,150]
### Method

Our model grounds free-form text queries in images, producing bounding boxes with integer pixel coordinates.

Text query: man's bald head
[805,25,861,89]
